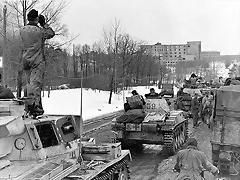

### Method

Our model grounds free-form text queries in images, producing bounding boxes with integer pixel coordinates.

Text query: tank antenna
[80,66,83,120]
[77,47,84,165]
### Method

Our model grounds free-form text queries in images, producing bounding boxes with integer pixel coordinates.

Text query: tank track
[163,120,188,155]
[92,157,130,180]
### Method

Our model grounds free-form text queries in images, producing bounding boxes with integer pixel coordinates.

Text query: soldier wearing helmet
[174,138,219,180]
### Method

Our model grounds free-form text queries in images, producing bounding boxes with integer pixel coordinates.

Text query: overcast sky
[35,0,240,55]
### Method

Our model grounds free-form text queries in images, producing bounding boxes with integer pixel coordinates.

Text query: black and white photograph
[0,0,239,179]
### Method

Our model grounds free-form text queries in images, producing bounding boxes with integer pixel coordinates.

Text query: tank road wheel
[92,158,130,180]
[164,122,189,155]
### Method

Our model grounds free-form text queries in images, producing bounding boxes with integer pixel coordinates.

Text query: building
[201,51,220,60]
[143,41,201,73]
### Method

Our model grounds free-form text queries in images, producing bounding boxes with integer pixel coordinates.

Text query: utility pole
[2,5,7,87]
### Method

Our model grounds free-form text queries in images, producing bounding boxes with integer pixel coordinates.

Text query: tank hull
[112,109,189,154]
[0,100,132,180]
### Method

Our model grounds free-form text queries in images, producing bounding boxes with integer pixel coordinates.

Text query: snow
[42,85,162,120]
[210,61,229,78]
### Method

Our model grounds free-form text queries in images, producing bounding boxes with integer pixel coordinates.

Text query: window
[183,58,185,60]
[170,55,172,57]
[188,45,190,47]
[179,52,181,54]
[175,55,177,57]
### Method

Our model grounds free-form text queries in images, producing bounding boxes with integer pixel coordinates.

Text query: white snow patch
[41,86,159,120]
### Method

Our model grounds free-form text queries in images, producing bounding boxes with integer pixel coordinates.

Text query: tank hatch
[56,115,79,143]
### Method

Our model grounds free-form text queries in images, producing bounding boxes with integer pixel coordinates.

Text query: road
[83,110,240,180]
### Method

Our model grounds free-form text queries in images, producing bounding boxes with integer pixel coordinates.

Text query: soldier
[0,75,15,99]
[145,88,159,98]
[131,90,145,105]
[20,9,55,117]
[191,93,199,128]
[174,138,219,180]
[175,96,187,112]
[177,87,185,97]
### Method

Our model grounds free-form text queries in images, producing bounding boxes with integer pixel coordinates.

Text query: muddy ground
[85,119,240,180]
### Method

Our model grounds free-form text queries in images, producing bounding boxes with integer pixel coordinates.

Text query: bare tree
[103,19,122,104]
[158,62,169,86]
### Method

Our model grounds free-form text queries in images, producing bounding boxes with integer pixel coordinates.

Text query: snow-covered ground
[42,85,165,120]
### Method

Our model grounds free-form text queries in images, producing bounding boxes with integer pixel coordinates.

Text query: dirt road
[84,116,240,180]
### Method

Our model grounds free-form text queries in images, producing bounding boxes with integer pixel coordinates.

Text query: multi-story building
[143,41,201,73]
[201,51,220,60]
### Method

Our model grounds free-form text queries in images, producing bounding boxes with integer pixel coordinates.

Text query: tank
[159,84,174,98]
[111,97,188,154]
[0,99,132,180]
[211,85,240,176]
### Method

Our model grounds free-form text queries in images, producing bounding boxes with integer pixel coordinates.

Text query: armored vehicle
[111,96,188,154]
[0,99,132,180]
[159,84,174,98]
[211,85,240,176]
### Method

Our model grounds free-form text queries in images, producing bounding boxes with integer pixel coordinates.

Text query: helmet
[187,138,198,147]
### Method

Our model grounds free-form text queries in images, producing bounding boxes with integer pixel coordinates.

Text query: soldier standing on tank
[20,9,55,117]
[173,138,219,180]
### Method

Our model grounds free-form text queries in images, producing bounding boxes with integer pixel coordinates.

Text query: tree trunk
[108,74,114,104]
[63,61,68,77]
[48,84,50,98]
[85,64,88,77]
[17,1,27,98]
[93,60,96,75]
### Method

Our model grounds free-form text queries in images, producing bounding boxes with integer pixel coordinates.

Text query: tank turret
[0,114,83,179]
